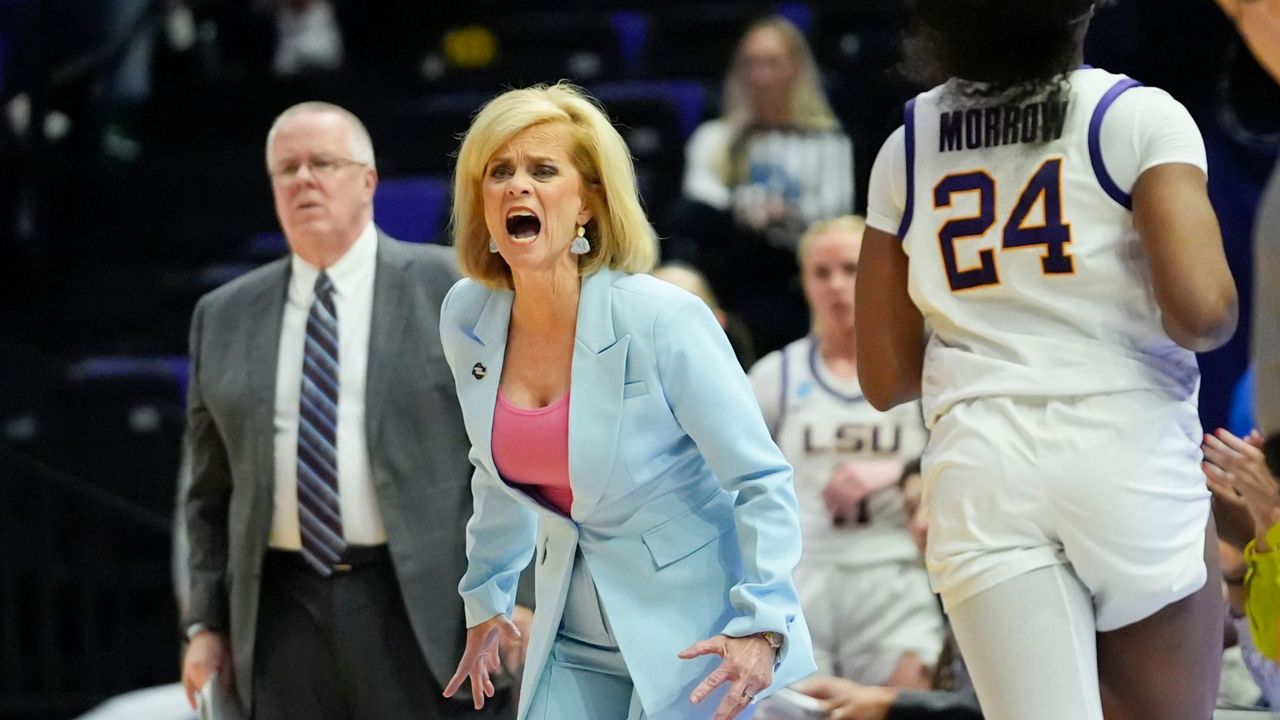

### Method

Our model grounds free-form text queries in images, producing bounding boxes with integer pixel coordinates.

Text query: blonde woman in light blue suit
[437,83,816,720]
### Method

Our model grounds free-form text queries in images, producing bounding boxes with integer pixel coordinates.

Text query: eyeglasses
[269,155,367,181]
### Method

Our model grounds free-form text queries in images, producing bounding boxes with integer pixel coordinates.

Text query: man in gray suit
[177,101,512,719]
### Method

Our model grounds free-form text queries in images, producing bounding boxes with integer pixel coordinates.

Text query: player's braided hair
[903,0,1100,106]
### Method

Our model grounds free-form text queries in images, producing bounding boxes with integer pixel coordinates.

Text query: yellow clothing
[1245,523,1280,661]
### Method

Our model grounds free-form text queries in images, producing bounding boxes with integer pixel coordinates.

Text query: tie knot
[314,272,335,301]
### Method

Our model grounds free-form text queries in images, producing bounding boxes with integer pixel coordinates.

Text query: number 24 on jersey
[934,158,1074,292]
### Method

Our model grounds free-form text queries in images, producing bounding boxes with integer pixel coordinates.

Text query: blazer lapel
[245,261,289,504]
[365,233,414,450]
[458,287,514,484]
[568,270,629,515]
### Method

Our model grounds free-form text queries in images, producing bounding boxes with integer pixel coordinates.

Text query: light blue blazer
[439,268,816,719]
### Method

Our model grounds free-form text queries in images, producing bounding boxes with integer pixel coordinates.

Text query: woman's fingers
[470,664,488,710]
[1204,434,1254,476]
[1204,432,1239,462]
[678,637,727,660]
[498,616,522,641]
[1204,461,1237,494]
[445,624,500,701]
[443,662,469,698]
[711,680,752,720]
[690,665,731,705]
[1217,428,1264,458]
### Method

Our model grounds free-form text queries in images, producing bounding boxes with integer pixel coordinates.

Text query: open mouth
[505,210,541,241]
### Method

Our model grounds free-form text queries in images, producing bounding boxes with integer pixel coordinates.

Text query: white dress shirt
[269,222,387,548]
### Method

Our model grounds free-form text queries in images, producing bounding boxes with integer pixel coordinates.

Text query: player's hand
[794,676,898,720]
[795,675,898,720]
[679,634,775,720]
[444,614,521,710]
[1212,481,1257,551]
[1204,428,1280,546]
[181,630,231,709]
[822,460,902,516]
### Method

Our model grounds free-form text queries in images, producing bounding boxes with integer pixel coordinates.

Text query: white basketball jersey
[897,68,1200,424]
[752,337,927,566]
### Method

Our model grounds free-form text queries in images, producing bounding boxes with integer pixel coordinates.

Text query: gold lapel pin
[472,362,487,380]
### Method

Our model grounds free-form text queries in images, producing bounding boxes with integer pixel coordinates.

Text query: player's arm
[856,227,925,411]
[1133,163,1238,352]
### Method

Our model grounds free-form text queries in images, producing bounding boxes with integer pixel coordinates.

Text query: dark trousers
[252,548,512,720]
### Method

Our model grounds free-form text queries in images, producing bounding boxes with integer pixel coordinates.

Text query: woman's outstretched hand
[678,633,776,720]
[1204,428,1280,548]
[443,614,522,710]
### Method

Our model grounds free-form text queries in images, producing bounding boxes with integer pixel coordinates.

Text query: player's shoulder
[750,337,811,379]
[1073,67,1182,110]
[749,348,783,382]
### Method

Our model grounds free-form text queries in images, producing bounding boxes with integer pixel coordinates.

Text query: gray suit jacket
[1255,160,1280,438]
[178,232,474,712]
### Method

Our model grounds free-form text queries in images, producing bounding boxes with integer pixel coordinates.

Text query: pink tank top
[491,388,573,516]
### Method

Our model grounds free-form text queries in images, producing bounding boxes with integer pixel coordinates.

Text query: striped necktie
[297,271,346,576]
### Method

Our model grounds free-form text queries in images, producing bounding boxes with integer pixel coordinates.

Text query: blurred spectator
[749,217,943,689]
[1216,0,1280,81]
[1213,0,1280,450]
[101,0,174,161]
[272,0,343,76]
[651,260,757,369]
[780,461,982,720]
[1204,427,1280,664]
[669,15,854,354]
[1220,539,1280,709]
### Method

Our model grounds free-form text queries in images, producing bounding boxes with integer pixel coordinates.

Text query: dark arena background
[1,1,1278,718]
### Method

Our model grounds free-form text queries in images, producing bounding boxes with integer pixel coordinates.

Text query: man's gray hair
[265,101,377,170]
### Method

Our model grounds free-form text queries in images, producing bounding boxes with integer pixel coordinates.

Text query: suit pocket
[623,381,648,399]
[641,502,728,569]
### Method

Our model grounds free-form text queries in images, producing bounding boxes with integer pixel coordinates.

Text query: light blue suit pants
[525,549,646,719]
[523,550,759,720]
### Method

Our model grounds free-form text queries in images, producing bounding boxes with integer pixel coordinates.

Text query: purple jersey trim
[898,98,918,239]
[1089,77,1143,210]
[807,339,865,404]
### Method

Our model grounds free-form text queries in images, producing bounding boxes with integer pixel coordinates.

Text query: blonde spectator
[748,216,942,691]
[671,15,854,355]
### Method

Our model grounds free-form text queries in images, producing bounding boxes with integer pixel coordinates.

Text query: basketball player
[749,216,942,689]
[855,2,1238,719]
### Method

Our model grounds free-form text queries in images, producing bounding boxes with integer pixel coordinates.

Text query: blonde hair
[265,101,376,170]
[452,83,658,289]
[716,16,840,186]
[798,215,867,265]
[652,262,722,312]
